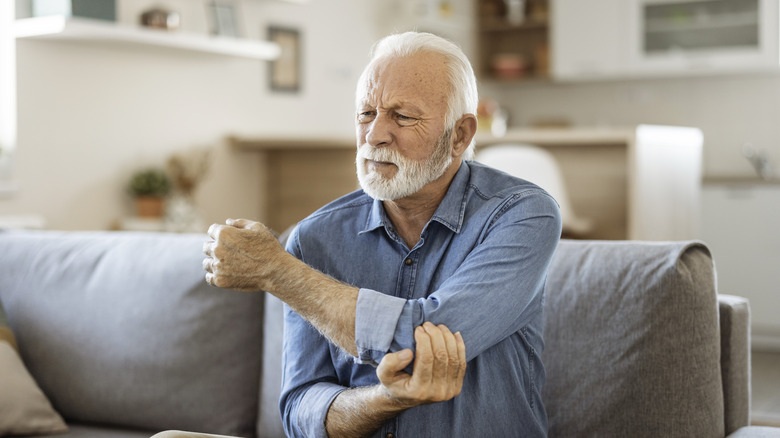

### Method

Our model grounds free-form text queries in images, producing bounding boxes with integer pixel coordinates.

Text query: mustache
[357,146,402,165]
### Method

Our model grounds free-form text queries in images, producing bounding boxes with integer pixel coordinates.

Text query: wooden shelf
[476,0,550,82]
[14,16,281,60]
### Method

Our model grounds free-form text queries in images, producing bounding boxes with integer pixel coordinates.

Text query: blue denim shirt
[280,161,561,438]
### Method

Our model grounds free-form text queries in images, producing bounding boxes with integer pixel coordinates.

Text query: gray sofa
[0,230,776,437]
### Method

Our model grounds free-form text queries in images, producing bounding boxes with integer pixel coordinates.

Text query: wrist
[375,384,420,411]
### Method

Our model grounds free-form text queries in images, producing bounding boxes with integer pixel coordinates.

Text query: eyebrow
[358,99,425,116]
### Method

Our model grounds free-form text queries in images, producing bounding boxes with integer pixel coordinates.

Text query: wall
[479,74,780,178]
[1,0,376,231]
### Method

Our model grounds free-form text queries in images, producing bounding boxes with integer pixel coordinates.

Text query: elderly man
[202,32,561,438]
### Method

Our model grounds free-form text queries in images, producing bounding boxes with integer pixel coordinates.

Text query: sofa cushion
[543,240,724,437]
[0,231,265,437]
[0,299,68,437]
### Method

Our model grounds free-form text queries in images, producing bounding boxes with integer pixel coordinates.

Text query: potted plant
[128,168,171,218]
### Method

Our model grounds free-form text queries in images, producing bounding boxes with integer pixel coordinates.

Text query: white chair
[475,144,593,237]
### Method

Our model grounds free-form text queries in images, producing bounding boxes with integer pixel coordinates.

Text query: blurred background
[1,0,779,423]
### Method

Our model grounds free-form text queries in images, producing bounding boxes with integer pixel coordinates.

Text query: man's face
[355,52,454,201]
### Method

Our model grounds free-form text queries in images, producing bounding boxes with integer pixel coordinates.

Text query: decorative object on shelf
[491,53,528,79]
[32,0,116,22]
[139,7,180,31]
[268,26,301,92]
[165,147,211,233]
[128,168,171,218]
[207,1,241,37]
[505,0,526,25]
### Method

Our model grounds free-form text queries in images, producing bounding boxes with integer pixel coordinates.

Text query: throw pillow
[0,300,68,437]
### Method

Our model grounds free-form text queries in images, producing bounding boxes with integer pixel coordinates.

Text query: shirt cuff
[298,382,345,438]
[355,288,407,366]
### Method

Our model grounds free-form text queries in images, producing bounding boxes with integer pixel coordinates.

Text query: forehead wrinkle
[357,53,448,118]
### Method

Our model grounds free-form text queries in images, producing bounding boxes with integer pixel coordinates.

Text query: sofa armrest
[727,426,780,437]
[719,294,751,434]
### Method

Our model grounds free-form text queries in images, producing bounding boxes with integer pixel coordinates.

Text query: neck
[383,159,461,249]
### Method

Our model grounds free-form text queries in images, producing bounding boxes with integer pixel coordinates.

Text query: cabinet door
[701,184,780,347]
[626,0,780,76]
[551,0,630,80]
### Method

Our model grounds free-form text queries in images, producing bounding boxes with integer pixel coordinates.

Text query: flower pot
[135,196,165,218]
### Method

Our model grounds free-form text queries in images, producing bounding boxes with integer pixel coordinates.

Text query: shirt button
[386,434,394,438]
[404,258,413,266]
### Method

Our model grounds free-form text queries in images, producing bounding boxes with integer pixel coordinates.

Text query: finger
[411,325,433,388]
[202,241,214,256]
[454,331,467,395]
[207,223,222,240]
[423,322,449,384]
[202,257,213,273]
[227,218,261,231]
[438,325,460,385]
[376,349,413,382]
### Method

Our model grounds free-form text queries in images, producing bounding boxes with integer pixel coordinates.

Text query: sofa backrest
[543,240,725,437]
[0,231,265,437]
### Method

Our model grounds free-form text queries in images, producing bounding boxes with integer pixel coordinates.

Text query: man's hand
[376,322,467,408]
[204,218,360,355]
[202,218,288,292]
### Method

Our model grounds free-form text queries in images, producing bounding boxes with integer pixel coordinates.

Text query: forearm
[325,384,410,438]
[270,252,359,356]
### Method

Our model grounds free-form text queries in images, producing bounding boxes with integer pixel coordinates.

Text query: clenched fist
[202,218,289,292]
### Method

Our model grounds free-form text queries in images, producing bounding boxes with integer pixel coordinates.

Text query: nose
[364,113,393,148]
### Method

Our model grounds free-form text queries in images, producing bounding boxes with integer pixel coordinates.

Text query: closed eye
[395,113,418,126]
[357,110,376,123]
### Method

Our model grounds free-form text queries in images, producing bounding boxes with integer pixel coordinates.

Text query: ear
[451,114,478,158]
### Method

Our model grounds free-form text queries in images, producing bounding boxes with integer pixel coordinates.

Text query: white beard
[356,130,454,201]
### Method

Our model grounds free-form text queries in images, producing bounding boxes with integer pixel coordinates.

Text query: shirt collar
[360,161,470,235]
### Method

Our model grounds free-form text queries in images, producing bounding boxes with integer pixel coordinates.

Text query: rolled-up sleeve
[355,288,407,366]
[292,382,345,438]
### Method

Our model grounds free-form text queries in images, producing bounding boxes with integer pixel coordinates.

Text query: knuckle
[212,275,227,288]
[418,352,434,366]
[213,245,227,259]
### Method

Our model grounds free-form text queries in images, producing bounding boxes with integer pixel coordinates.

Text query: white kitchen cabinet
[701,181,780,349]
[551,0,631,80]
[551,0,780,80]
[626,0,780,76]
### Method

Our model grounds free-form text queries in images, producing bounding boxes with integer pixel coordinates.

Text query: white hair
[356,32,479,160]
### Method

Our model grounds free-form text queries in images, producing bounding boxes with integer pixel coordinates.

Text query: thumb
[227,218,260,231]
[377,349,413,379]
